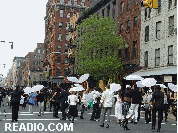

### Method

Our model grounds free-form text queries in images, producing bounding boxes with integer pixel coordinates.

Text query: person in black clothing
[163,91,171,122]
[52,88,61,118]
[11,85,24,122]
[58,87,71,120]
[48,88,53,112]
[122,85,131,130]
[37,90,45,116]
[150,85,164,132]
[126,84,142,124]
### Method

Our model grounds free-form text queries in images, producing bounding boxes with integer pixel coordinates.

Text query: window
[68,0,71,4]
[74,0,77,5]
[57,57,61,64]
[145,26,149,42]
[64,69,68,77]
[60,0,64,4]
[39,61,40,65]
[66,22,70,30]
[126,20,130,30]
[58,45,62,52]
[168,0,172,9]
[67,13,70,19]
[134,16,137,27]
[102,9,105,17]
[65,58,68,64]
[133,41,137,57]
[155,48,160,66]
[145,8,147,20]
[158,0,161,13]
[58,34,62,40]
[127,0,130,10]
[81,0,85,6]
[36,61,38,65]
[59,22,63,29]
[56,68,60,76]
[119,49,122,58]
[148,8,151,18]
[66,34,69,41]
[121,2,124,13]
[60,10,63,17]
[120,24,123,33]
[156,21,161,39]
[40,74,42,79]
[145,51,148,68]
[107,5,110,17]
[34,55,36,58]
[112,1,116,19]
[168,45,173,64]
[33,61,35,65]
[65,44,68,53]
[125,48,129,59]
[135,0,138,5]
[175,0,177,6]
[39,55,41,59]
[169,16,174,35]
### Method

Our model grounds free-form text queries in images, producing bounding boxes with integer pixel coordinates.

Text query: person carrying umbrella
[26,91,37,113]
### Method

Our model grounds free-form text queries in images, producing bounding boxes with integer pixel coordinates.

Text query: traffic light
[141,0,158,8]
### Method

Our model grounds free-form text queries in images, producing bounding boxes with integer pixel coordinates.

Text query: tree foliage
[74,14,125,82]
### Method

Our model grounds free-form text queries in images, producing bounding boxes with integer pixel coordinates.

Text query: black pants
[12,103,19,120]
[91,103,100,119]
[53,103,59,117]
[137,104,141,120]
[152,107,163,129]
[60,102,68,119]
[122,102,130,128]
[145,108,151,122]
[163,104,169,120]
[49,101,52,111]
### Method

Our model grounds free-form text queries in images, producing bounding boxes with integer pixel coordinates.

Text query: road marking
[171,124,177,125]
[19,114,35,115]
[2,119,76,121]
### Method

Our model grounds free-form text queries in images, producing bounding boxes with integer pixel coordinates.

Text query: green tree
[74,14,125,83]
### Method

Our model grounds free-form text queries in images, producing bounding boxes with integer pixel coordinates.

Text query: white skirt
[115,102,122,120]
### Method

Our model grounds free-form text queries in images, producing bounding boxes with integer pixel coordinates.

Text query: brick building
[25,43,45,87]
[43,0,89,86]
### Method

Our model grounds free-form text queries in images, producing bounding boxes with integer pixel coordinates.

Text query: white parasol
[67,77,79,83]
[136,81,146,88]
[156,84,167,88]
[110,83,121,91]
[141,78,157,87]
[78,73,89,83]
[69,87,85,92]
[124,75,144,81]
[24,87,32,94]
[32,85,44,92]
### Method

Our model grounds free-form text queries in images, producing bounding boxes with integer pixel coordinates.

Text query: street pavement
[0,97,177,133]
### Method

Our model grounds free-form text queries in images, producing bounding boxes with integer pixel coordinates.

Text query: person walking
[11,85,24,122]
[149,85,164,132]
[58,87,71,120]
[126,84,142,124]
[80,87,89,119]
[52,88,61,118]
[143,91,152,124]
[68,91,78,123]
[99,84,114,128]
[90,87,100,121]
[37,90,45,116]
[26,91,37,113]
[115,89,123,124]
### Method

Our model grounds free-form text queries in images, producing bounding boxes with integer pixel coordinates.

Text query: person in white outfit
[100,85,114,128]
[80,87,89,119]
[115,89,123,124]
[68,91,78,123]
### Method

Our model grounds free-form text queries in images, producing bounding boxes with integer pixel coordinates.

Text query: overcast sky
[0,0,48,77]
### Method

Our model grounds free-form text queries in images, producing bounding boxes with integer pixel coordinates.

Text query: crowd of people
[0,83,177,132]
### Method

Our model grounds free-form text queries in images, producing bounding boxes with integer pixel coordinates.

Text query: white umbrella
[141,78,157,87]
[67,77,79,83]
[74,84,83,87]
[136,81,145,88]
[78,74,89,83]
[32,85,44,92]
[172,85,177,92]
[110,83,121,91]
[24,87,32,94]
[69,87,85,92]
[124,75,144,81]
[156,84,167,88]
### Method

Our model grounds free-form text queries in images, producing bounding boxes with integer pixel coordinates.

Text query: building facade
[25,43,45,87]
[43,0,89,86]
[135,0,177,85]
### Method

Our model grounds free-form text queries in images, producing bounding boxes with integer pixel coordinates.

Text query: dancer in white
[115,89,123,124]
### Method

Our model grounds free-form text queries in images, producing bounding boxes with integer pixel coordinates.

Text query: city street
[0,97,177,133]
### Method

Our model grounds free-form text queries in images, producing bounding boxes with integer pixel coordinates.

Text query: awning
[130,66,177,77]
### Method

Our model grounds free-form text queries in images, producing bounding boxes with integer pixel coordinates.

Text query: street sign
[164,76,172,82]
